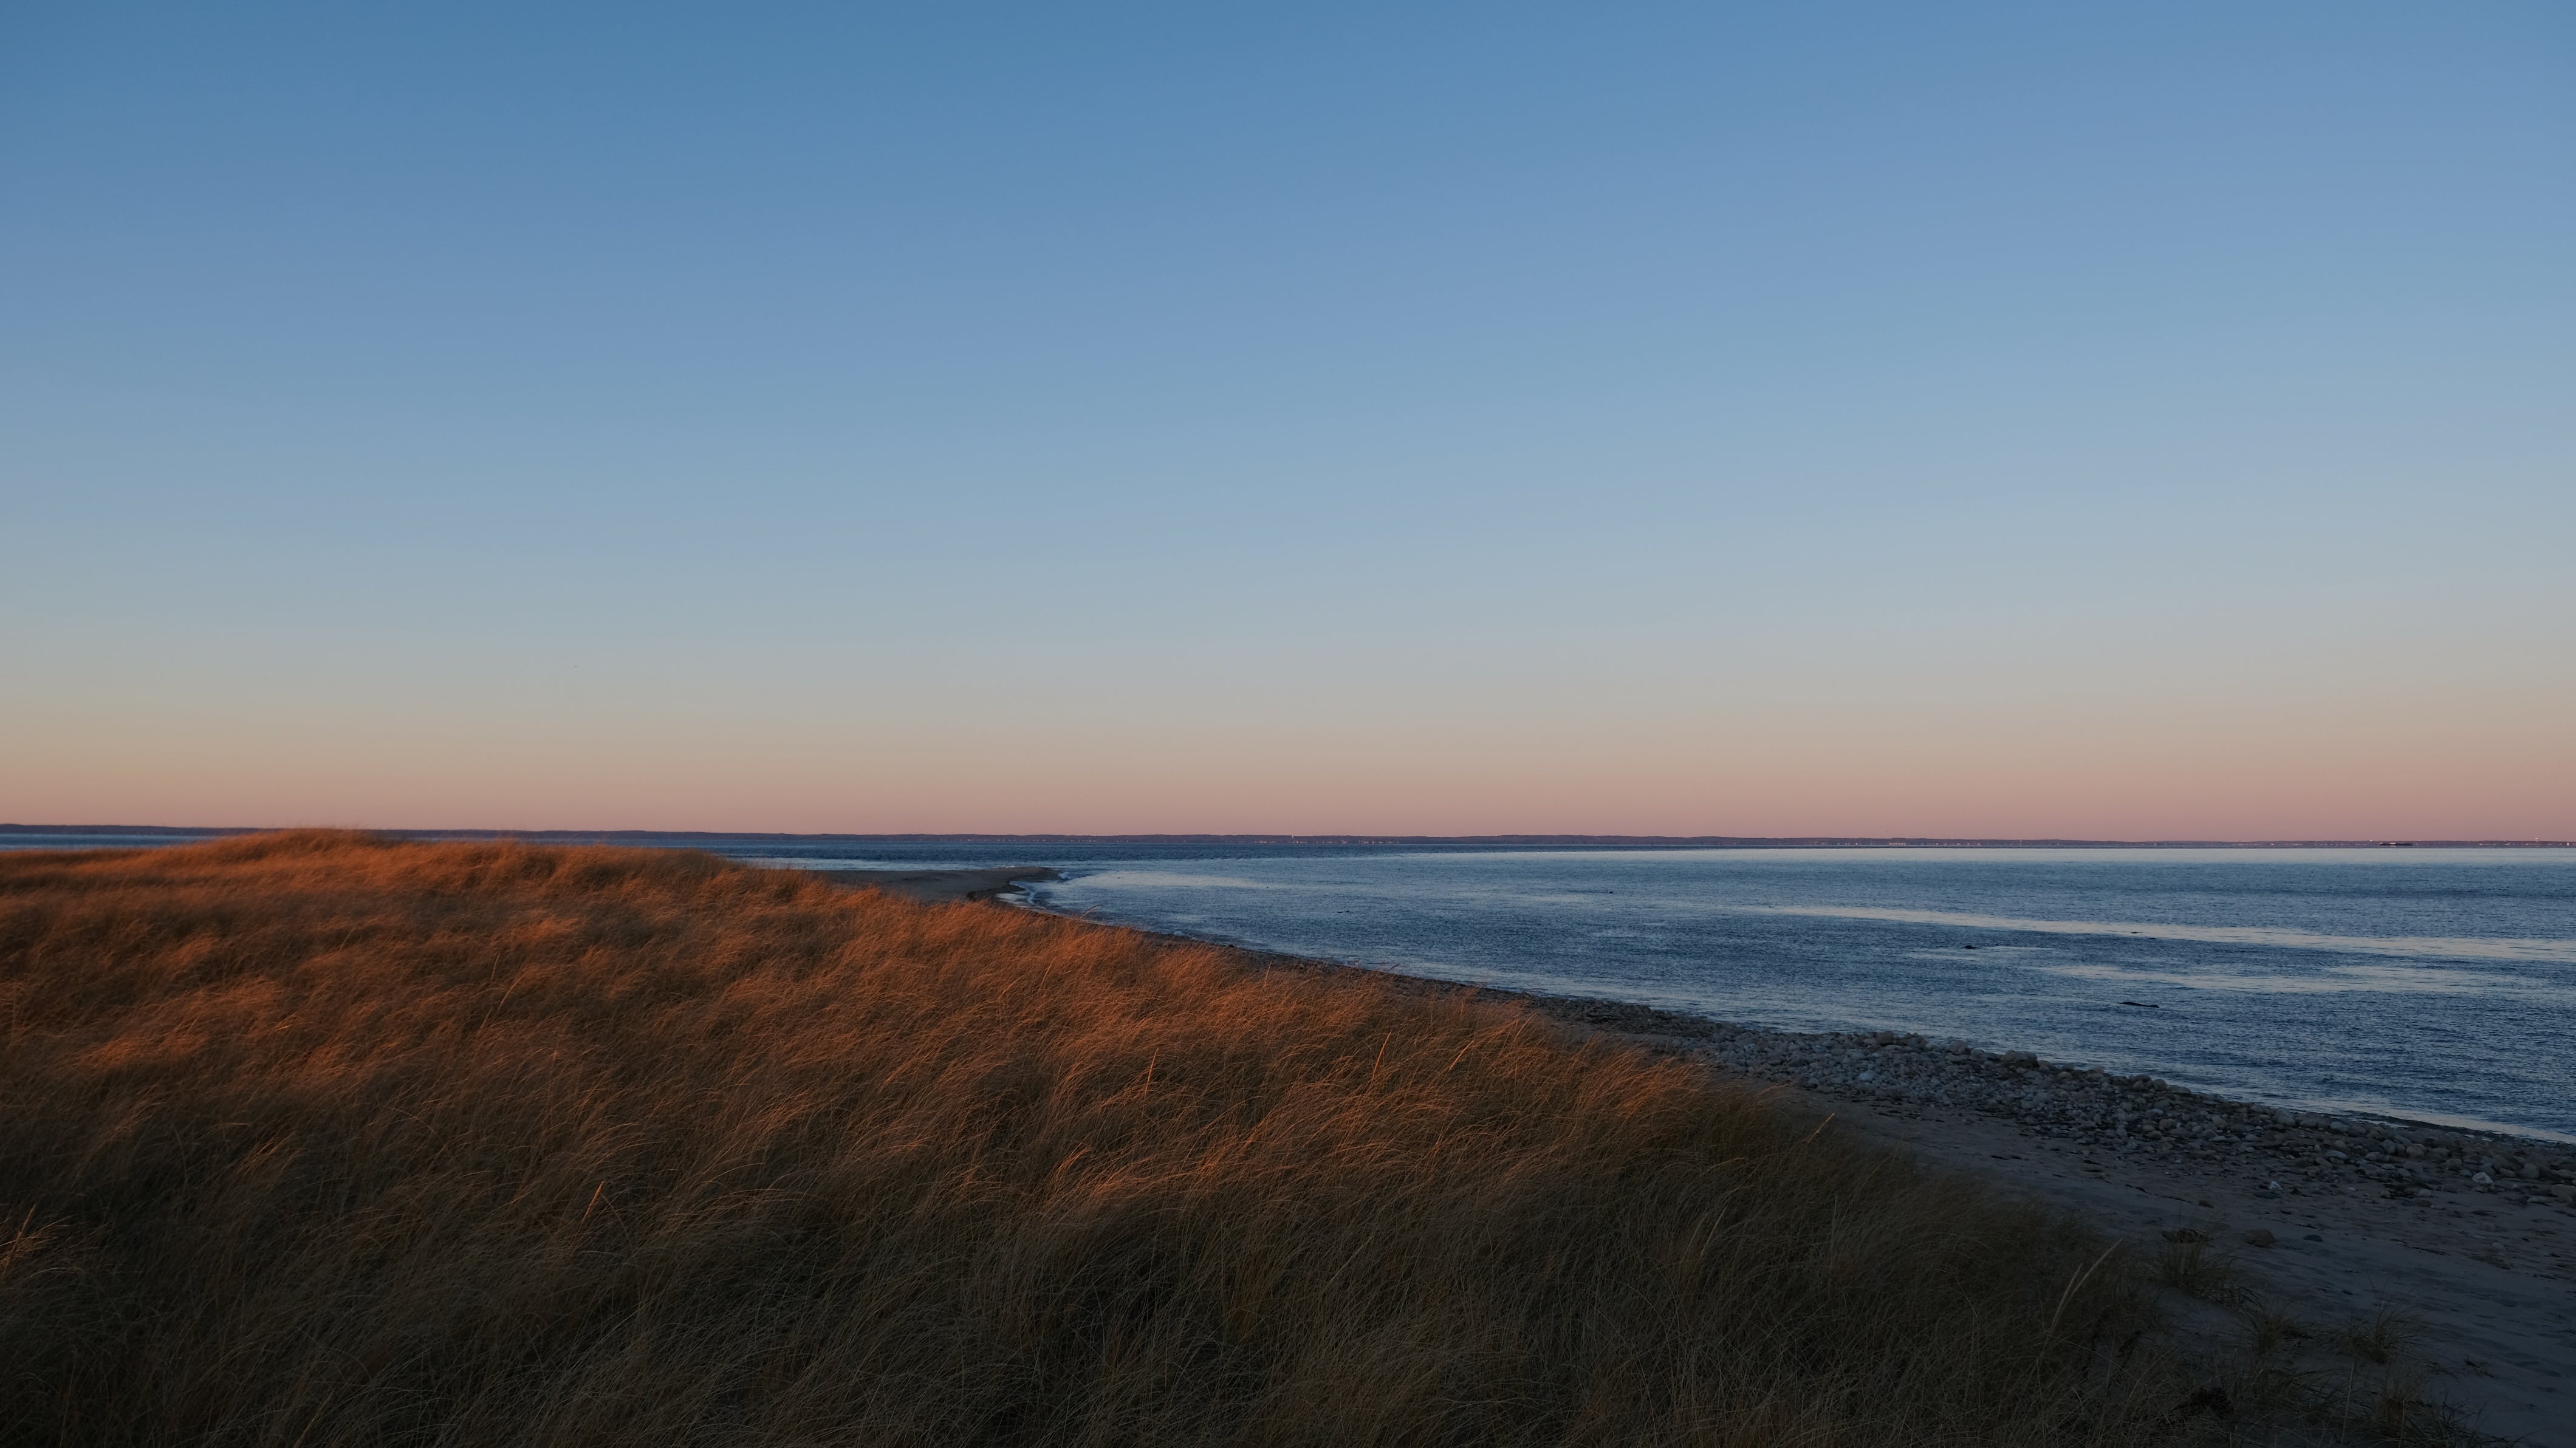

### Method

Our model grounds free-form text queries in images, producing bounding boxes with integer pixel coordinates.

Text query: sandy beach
[841,871,2576,1444]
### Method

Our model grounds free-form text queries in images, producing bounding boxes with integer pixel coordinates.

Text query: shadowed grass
[2,832,2185,1446]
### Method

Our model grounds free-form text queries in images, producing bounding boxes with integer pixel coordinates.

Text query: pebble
[1647,1016,2576,1204]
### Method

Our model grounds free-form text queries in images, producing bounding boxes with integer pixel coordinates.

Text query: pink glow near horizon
[11,685,2568,839]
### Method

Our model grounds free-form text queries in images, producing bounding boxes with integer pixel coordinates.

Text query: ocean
[9,833,2569,1140]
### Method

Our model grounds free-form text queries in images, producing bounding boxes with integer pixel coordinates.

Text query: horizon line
[4,824,2570,849]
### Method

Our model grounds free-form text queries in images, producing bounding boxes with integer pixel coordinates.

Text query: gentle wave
[2033,962,2561,997]
[1069,869,1282,891]
[1736,905,2576,964]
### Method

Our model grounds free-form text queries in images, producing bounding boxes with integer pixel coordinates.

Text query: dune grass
[0,832,2187,1446]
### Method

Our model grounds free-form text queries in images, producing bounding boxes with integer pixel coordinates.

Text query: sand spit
[807,865,1061,903]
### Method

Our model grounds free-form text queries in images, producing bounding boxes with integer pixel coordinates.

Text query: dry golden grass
[0,833,2185,1446]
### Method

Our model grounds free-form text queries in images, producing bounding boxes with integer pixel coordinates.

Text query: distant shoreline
[5,824,2569,849]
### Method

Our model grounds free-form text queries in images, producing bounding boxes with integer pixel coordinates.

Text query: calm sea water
[10,833,2569,1139]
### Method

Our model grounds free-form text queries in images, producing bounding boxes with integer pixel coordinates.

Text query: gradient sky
[4,2,2571,838]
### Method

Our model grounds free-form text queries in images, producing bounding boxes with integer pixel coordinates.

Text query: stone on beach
[1659,1014,2574,1216]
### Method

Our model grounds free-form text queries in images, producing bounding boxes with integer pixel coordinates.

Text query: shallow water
[10,832,2569,1139]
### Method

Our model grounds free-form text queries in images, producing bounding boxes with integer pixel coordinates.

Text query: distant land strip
[4,825,2568,848]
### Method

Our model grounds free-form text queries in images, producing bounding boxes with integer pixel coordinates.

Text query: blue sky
[4,3,2571,835]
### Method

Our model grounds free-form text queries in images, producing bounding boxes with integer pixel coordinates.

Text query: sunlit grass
[1,832,2182,1445]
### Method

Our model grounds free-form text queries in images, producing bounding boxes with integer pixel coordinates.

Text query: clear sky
[4,2,2570,838]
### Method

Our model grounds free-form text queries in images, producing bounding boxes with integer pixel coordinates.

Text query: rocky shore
[1030,907,2576,1219]
[1109,932,2576,1214]
[1016,911,2576,1441]
[1671,1017,2576,1212]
